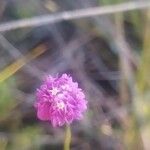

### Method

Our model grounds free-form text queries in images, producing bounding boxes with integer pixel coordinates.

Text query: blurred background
[0,0,150,150]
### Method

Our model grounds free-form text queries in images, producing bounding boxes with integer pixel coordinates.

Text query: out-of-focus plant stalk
[137,11,150,93]
[115,13,144,150]
[135,10,150,149]
[64,125,71,150]
[0,44,46,83]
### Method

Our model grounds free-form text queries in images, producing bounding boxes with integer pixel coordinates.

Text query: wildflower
[35,74,87,127]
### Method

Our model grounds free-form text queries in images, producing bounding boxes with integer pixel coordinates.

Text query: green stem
[64,125,71,150]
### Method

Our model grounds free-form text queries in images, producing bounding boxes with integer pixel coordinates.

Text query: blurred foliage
[9,126,42,150]
[135,92,150,125]
[100,0,125,5]
[0,78,16,119]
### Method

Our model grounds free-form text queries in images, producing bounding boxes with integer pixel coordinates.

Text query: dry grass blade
[0,44,47,83]
[0,1,150,32]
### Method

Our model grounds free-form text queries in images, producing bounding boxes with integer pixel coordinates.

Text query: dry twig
[0,1,150,32]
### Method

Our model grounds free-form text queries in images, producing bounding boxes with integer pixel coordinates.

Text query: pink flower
[35,74,87,127]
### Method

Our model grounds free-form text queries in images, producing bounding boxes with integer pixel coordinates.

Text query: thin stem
[64,125,71,150]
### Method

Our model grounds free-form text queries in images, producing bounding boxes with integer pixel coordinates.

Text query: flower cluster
[35,74,87,127]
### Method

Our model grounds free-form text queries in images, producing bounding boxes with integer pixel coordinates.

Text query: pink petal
[37,102,51,121]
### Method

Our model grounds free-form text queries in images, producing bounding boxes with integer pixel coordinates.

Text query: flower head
[35,74,87,127]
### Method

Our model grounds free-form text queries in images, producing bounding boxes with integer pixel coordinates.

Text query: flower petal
[37,102,51,121]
